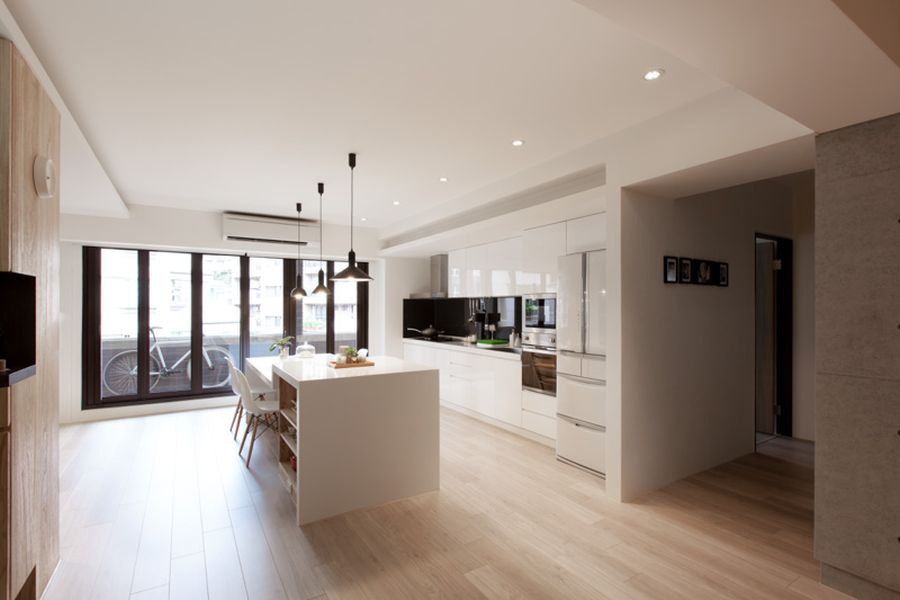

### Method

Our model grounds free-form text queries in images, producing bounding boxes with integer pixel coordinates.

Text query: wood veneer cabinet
[0,40,61,600]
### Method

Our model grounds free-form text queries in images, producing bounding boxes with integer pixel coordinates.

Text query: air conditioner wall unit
[222,211,320,247]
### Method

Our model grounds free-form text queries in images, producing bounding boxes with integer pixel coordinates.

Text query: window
[99,249,138,398]
[202,255,240,389]
[249,257,284,357]
[83,249,368,408]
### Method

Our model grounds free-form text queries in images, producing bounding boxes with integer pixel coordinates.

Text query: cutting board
[328,360,376,369]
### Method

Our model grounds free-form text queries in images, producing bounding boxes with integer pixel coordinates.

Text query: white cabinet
[520,222,566,294]
[566,213,606,254]
[464,245,487,297]
[448,249,466,297]
[488,237,521,297]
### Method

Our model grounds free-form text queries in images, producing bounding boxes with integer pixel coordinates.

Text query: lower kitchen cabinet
[403,341,522,428]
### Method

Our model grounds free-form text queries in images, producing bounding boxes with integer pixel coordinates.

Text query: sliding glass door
[83,248,368,409]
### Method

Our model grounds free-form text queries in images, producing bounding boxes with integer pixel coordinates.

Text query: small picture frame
[679,258,692,283]
[693,259,715,285]
[718,262,729,287]
[663,256,678,283]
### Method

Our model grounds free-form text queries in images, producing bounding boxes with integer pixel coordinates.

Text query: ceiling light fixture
[332,153,373,282]
[643,68,665,81]
[392,200,400,206]
[311,182,330,295]
[439,177,448,183]
[511,139,524,147]
[361,217,368,222]
[289,202,307,299]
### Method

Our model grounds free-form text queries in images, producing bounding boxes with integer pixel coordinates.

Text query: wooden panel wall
[0,40,61,598]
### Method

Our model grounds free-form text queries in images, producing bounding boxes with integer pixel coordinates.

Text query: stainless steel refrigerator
[555,250,607,476]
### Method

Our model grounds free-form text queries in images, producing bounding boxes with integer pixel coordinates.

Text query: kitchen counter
[245,354,439,525]
[402,337,522,360]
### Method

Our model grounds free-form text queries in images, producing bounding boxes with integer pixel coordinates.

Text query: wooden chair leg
[246,416,260,467]
[229,399,241,432]
[233,405,244,440]
[239,414,254,457]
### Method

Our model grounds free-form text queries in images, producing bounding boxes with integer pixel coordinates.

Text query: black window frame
[82,246,369,409]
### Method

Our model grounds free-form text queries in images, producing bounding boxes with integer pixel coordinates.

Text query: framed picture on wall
[663,256,678,283]
[693,259,715,285]
[679,257,692,283]
[718,262,729,286]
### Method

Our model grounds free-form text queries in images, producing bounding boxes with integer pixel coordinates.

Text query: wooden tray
[328,360,376,369]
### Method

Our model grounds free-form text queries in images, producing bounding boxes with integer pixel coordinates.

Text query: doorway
[754,234,793,445]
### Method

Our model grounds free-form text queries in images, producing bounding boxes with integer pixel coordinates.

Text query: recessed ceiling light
[511,139,525,147]
[643,68,665,81]
[439,177,448,183]
[392,200,400,206]
[361,217,367,222]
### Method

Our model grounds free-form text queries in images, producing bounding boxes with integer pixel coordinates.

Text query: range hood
[410,254,448,298]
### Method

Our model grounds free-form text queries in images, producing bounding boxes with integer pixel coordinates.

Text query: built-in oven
[521,347,557,396]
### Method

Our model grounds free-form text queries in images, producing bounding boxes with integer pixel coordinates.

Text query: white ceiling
[5,0,726,226]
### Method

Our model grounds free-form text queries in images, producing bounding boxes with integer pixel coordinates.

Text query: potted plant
[269,336,294,359]
[342,346,359,364]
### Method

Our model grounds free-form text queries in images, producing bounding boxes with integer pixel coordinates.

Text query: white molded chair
[226,359,277,466]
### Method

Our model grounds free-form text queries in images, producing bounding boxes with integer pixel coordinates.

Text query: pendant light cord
[350,166,355,250]
[296,203,302,264]
[319,191,324,263]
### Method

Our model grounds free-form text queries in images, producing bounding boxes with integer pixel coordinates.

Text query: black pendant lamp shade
[289,201,307,299]
[312,182,330,295]
[332,152,373,282]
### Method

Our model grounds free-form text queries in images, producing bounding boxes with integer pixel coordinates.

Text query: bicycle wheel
[102,351,162,395]
[190,347,233,389]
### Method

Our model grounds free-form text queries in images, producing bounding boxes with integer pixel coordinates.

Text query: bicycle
[103,326,233,395]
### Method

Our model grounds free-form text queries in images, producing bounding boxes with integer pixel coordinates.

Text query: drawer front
[522,410,556,439]
[557,374,606,426]
[556,417,605,474]
[522,389,556,417]
[557,353,581,376]
[581,355,606,381]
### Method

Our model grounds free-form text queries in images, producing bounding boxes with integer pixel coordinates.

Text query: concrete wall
[815,113,900,598]
[618,172,813,500]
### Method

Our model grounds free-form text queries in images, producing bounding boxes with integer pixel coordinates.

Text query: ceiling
[5,0,726,226]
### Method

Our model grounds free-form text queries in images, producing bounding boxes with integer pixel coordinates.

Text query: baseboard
[822,564,900,600]
[440,400,555,448]
[61,395,236,424]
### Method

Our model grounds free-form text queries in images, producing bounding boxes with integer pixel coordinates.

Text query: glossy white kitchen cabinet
[402,340,521,427]
[464,245,487,297]
[488,237,521,297]
[520,222,566,294]
[585,250,607,356]
[566,212,606,254]
[448,249,466,297]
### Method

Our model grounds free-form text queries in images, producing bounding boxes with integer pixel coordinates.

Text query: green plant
[269,336,294,352]
[343,346,358,358]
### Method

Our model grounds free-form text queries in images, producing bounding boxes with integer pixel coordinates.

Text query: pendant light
[289,201,307,299]
[332,152,373,282]
[312,182,330,295]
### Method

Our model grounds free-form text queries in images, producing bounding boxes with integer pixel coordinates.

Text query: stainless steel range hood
[410,254,449,298]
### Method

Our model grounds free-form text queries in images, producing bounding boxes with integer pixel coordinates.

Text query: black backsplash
[403,297,521,340]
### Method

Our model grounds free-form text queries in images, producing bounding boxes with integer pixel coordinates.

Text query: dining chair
[231,364,279,467]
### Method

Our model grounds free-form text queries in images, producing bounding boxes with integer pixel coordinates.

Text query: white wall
[58,205,429,423]
[618,172,813,500]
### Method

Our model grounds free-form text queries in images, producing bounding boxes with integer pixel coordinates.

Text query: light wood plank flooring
[44,406,846,600]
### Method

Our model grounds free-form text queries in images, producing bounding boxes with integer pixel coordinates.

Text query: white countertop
[401,337,522,362]
[246,354,436,387]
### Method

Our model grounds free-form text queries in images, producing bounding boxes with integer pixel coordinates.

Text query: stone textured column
[815,112,900,599]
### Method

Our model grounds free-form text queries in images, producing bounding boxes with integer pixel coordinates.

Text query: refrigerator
[555,250,607,476]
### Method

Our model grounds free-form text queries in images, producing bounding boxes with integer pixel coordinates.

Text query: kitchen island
[246,354,439,525]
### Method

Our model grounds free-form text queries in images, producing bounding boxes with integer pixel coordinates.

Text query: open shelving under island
[245,354,440,525]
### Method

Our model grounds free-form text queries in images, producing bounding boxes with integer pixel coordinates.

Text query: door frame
[754,233,793,439]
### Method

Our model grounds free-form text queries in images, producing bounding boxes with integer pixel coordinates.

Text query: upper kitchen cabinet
[489,237,521,297]
[519,222,566,294]
[464,244,488,297]
[448,249,466,297]
[566,213,607,254]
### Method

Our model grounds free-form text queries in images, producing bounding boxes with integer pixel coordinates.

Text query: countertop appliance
[555,250,607,477]
[522,293,556,349]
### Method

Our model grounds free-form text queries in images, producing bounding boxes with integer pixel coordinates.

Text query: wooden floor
[44,406,849,600]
